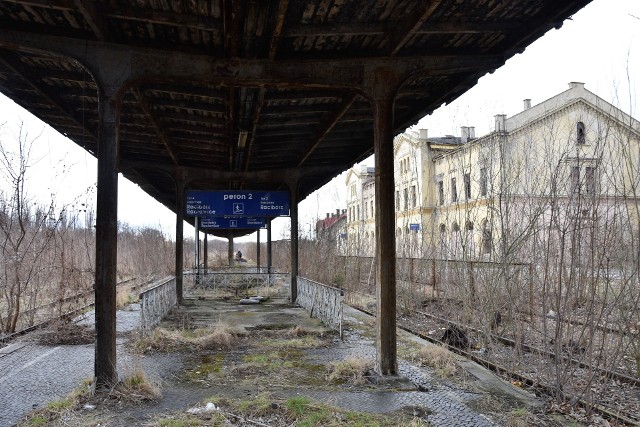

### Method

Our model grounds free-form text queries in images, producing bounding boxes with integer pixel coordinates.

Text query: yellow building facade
[345,82,640,263]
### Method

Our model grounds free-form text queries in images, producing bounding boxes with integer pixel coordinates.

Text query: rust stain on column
[290,189,298,303]
[94,95,119,388]
[175,177,184,304]
[372,74,398,376]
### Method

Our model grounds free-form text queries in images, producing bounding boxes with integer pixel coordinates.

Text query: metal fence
[296,276,343,338]
[185,269,290,295]
[139,276,177,333]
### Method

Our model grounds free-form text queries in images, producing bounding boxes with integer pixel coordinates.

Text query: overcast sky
[0,0,638,244]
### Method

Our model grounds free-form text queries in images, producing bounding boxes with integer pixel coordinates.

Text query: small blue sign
[409,223,420,231]
[186,190,290,217]
[200,217,266,229]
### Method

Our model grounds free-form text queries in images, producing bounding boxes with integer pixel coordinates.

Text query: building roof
[316,213,347,232]
[0,0,592,236]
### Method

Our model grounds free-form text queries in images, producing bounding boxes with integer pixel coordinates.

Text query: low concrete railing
[139,276,176,333]
[296,277,343,338]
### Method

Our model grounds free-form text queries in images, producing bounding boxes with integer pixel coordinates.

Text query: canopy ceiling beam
[130,87,179,165]
[0,30,507,91]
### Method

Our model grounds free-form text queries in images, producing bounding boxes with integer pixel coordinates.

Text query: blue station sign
[186,190,290,217]
[200,217,266,229]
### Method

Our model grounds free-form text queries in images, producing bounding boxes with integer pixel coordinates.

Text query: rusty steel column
[175,173,184,304]
[290,188,299,303]
[94,91,120,389]
[228,231,234,266]
[372,68,398,376]
[256,229,261,272]
[203,232,208,272]
[267,219,272,273]
[194,217,200,285]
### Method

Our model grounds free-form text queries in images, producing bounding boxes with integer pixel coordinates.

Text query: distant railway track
[0,277,141,344]
[350,304,640,426]
[415,309,640,388]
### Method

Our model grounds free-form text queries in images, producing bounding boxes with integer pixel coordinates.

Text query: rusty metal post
[432,259,437,295]
[228,231,234,266]
[529,263,535,322]
[256,229,261,272]
[267,219,272,275]
[290,188,299,304]
[371,68,398,376]
[94,92,120,389]
[467,261,475,301]
[203,232,208,272]
[175,173,184,304]
[194,217,200,285]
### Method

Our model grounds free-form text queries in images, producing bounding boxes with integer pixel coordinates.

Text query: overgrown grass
[17,378,93,426]
[211,393,430,426]
[406,345,459,378]
[507,407,530,427]
[109,366,162,403]
[326,357,374,385]
[133,322,236,353]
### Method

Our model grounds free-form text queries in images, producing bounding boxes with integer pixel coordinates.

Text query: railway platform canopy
[0,0,592,387]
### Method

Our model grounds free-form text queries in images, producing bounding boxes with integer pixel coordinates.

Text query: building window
[396,190,400,210]
[570,166,580,194]
[356,205,360,220]
[451,177,457,203]
[577,122,585,144]
[480,167,487,196]
[585,166,595,194]
[411,185,417,207]
[404,187,408,210]
[438,181,444,205]
[464,173,471,199]
[370,201,374,218]
[482,221,492,256]
[350,184,356,197]
[571,165,597,195]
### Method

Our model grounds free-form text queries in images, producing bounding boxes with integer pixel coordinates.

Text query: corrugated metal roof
[0,0,592,236]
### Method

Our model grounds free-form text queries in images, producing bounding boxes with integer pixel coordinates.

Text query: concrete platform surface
[0,291,552,426]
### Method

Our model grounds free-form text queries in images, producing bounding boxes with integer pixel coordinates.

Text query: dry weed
[411,345,458,378]
[133,327,185,353]
[193,323,236,350]
[327,357,374,385]
[38,320,94,345]
[109,366,161,403]
[134,323,236,353]
[287,325,311,337]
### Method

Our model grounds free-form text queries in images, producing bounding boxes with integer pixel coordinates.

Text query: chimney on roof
[342,209,346,214]
[336,209,340,216]
[523,99,531,110]
[494,114,506,132]
[569,82,585,89]
[460,126,468,143]
[419,129,428,140]
[469,127,475,139]
[326,213,330,218]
